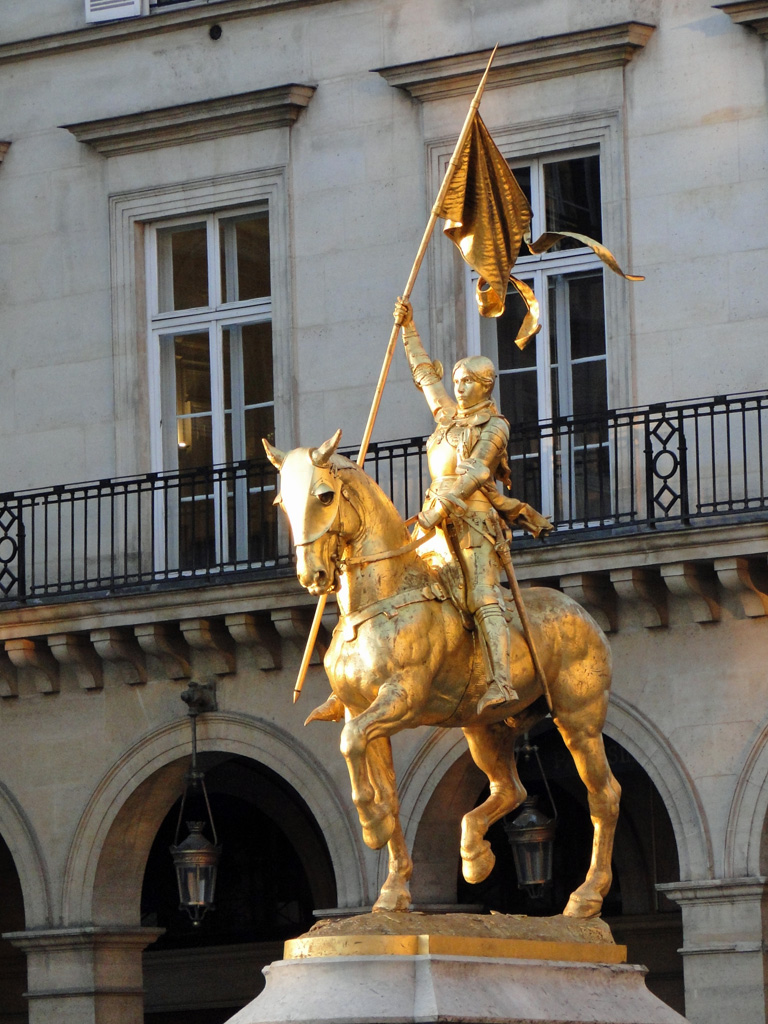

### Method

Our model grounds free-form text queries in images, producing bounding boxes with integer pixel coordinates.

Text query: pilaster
[3,926,163,1024]
[657,877,768,1024]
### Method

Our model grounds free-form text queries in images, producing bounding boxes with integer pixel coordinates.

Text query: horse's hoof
[461,842,495,884]
[563,892,603,918]
[373,890,411,913]
[304,694,345,725]
[362,813,396,850]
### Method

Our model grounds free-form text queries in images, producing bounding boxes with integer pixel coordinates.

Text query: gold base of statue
[284,911,626,965]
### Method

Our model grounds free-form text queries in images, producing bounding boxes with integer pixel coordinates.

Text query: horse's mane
[331,453,411,538]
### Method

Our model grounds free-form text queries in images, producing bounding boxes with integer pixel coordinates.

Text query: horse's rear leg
[557,714,621,918]
[461,722,526,885]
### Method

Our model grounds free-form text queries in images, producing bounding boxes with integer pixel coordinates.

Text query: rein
[339,517,436,569]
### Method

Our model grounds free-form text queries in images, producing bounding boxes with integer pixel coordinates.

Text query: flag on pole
[435,111,643,348]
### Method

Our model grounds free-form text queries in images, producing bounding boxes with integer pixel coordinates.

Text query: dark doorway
[141,754,336,1023]
[0,835,26,1024]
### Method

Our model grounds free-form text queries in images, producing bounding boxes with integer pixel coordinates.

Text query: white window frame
[145,206,274,473]
[109,169,293,479]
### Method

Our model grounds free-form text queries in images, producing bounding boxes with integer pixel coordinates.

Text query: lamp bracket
[180,680,217,717]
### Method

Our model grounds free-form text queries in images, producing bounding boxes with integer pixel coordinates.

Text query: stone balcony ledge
[0,520,765,698]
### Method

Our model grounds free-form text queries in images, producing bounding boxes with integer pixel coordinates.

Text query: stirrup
[477,680,519,714]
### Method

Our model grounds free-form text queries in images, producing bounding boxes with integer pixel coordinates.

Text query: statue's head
[452,356,496,411]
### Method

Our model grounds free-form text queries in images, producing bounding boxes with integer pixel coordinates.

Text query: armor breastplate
[427,429,461,480]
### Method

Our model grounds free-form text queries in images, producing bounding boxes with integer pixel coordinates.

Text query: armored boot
[476,604,519,713]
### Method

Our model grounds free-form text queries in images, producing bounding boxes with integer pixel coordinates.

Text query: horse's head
[263,429,351,595]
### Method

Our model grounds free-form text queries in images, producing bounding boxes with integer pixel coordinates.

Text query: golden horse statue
[264,430,620,918]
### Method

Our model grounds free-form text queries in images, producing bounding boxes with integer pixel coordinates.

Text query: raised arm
[394,298,454,419]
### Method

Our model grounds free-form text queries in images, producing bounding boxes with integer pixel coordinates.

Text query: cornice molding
[0,0,335,66]
[714,1,768,38]
[374,22,656,101]
[61,84,315,156]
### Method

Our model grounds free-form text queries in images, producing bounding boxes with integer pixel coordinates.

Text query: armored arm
[394,298,453,418]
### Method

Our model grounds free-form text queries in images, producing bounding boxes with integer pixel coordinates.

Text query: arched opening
[413,726,684,1013]
[0,833,26,1024]
[140,753,336,1024]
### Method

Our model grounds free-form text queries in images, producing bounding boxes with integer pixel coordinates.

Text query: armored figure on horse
[263,309,621,916]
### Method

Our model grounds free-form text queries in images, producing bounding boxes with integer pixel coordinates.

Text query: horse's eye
[317,490,335,507]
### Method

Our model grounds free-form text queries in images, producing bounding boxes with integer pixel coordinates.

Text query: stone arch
[724,713,768,877]
[63,712,365,926]
[395,694,713,901]
[605,694,713,880]
[0,781,51,926]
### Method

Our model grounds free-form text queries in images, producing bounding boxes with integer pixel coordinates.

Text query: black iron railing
[0,391,766,605]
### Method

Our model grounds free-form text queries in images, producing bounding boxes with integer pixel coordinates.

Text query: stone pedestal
[225,913,689,1024]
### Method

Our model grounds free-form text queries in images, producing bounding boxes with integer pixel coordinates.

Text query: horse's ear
[311,428,342,467]
[262,438,286,470]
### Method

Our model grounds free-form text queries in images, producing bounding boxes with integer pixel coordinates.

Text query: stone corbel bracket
[559,572,618,634]
[660,562,721,624]
[715,2,768,38]
[610,567,669,629]
[714,556,768,618]
[5,638,59,694]
[179,618,236,676]
[225,612,282,671]
[48,634,103,690]
[0,646,18,698]
[91,627,148,685]
[271,607,333,663]
[61,84,316,157]
[374,22,655,101]
[134,623,190,681]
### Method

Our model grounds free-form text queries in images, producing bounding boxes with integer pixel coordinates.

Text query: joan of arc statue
[395,298,551,713]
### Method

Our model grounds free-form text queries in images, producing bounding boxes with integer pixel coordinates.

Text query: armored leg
[475,604,519,713]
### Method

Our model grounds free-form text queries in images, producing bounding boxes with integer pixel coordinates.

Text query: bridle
[294,471,435,577]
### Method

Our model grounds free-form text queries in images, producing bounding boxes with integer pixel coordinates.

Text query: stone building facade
[1,1,768,1022]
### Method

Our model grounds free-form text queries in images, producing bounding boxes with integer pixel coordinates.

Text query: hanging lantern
[503,795,556,897]
[171,818,221,926]
[170,682,221,926]
[503,734,557,898]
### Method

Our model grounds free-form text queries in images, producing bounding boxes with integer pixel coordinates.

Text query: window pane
[244,406,276,459]
[223,322,275,463]
[544,155,601,251]
[572,361,607,421]
[500,369,538,429]
[157,223,208,311]
[241,322,274,406]
[496,286,536,372]
[568,271,605,360]
[173,332,212,469]
[174,333,211,414]
[220,212,271,303]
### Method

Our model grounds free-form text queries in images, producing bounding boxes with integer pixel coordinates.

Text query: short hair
[453,356,496,393]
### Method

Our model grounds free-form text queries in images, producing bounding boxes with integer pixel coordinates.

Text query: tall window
[471,150,610,523]
[146,208,276,568]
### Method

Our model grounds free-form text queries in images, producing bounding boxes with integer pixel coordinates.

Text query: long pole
[292,46,499,703]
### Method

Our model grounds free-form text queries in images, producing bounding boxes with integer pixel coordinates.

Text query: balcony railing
[0,391,766,606]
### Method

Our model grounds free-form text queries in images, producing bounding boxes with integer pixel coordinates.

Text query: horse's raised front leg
[461,722,526,885]
[363,736,413,913]
[339,680,411,851]
[557,714,621,918]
